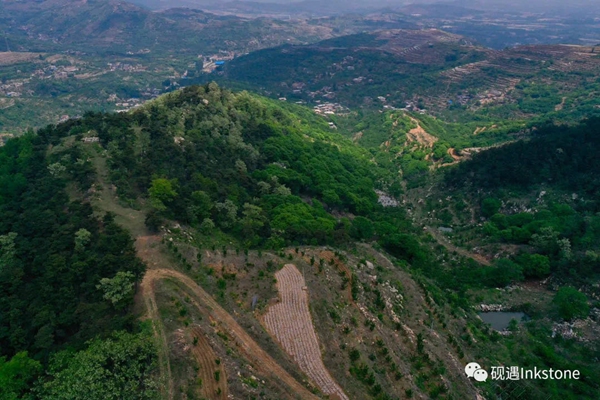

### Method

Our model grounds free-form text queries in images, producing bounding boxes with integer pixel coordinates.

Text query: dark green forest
[46,84,415,250]
[0,133,156,398]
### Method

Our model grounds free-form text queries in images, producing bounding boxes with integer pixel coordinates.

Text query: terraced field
[263,264,349,400]
[0,52,41,65]
[140,266,319,400]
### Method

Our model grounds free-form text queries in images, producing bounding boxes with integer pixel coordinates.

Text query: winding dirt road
[137,237,319,400]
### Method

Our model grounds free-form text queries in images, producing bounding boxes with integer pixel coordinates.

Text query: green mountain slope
[2,84,600,399]
[438,118,600,283]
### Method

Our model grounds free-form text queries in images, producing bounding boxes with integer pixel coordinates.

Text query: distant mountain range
[128,0,600,16]
[129,0,410,13]
[0,0,359,53]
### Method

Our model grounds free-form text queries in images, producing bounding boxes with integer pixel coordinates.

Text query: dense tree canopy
[0,131,151,397]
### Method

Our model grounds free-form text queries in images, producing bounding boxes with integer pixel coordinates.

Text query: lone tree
[97,271,136,309]
[148,178,178,211]
[553,286,589,321]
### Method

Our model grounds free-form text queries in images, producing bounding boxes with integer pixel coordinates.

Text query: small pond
[478,312,527,331]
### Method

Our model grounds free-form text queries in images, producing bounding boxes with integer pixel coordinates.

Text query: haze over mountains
[121,0,600,48]
[130,0,600,15]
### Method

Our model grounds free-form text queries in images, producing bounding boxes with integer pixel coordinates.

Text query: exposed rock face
[375,190,399,207]
[478,304,505,312]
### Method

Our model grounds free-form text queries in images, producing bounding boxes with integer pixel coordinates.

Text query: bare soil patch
[262,264,349,400]
[189,327,229,399]
[555,96,567,111]
[406,117,438,147]
[140,264,318,400]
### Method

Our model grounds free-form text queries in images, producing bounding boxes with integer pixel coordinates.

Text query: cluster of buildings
[32,64,81,80]
[476,89,511,106]
[400,100,426,114]
[107,62,146,72]
[1,79,27,97]
[313,102,349,116]
[199,51,237,73]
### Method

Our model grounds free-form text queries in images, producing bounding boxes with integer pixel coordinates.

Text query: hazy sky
[141,0,599,8]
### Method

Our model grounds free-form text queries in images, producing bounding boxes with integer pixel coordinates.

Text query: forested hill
[445,118,600,197]
[0,0,335,54]
[214,30,600,122]
[437,118,600,285]
[0,130,155,397]
[2,84,600,399]
[0,83,423,398]
[47,84,411,245]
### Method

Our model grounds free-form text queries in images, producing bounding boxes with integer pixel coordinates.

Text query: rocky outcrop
[477,304,505,312]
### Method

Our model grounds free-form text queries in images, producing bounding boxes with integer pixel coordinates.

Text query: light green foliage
[241,203,266,239]
[97,271,136,309]
[235,160,247,174]
[322,189,342,207]
[553,287,589,321]
[148,178,178,211]
[215,200,238,229]
[530,227,560,255]
[272,185,292,196]
[47,163,67,177]
[257,181,271,195]
[0,352,42,400]
[557,238,572,261]
[200,218,215,234]
[74,229,91,252]
[271,200,335,243]
[39,332,158,400]
[432,142,451,161]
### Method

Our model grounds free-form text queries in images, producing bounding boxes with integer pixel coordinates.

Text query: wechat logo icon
[465,362,488,382]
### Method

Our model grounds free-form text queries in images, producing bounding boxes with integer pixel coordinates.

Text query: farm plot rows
[262,264,349,400]
[141,267,318,400]
[189,327,228,399]
[0,52,40,65]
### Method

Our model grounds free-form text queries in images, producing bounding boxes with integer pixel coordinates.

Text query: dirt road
[406,116,438,147]
[137,237,319,400]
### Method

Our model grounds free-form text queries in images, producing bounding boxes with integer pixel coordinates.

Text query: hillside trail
[424,226,491,266]
[89,147,317,399]
[87,149,180,396]
[89,146,147,237]
[137,237,320,400]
